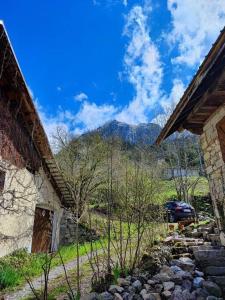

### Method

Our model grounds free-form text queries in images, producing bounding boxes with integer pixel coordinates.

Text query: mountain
[93,120,162,145]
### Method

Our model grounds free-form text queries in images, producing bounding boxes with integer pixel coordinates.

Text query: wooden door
[31,207,53,253]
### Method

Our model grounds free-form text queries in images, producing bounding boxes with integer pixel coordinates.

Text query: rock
[182,289,193,299]
[138,274,148,284]
[147,280,156,285]
[171,274,183,285]
[174,285,182,292]
[170,290,184,300]
[140,289,148,297]
[179,257,194,264]
[195,287,210,299]
[143,293,161,300]
[206,297,223,300]
[191,231,202,238]
[132,295,142,300]
[100,292,113,300]
[161,265,175,276]
[132,280,142,291]
[108,285,124,294]
[122,292,130,300]
[182,279,192,291]
[171,258,195,272]
[170,265,182,273]
[114,293,123,300]
[143,283,151,291]
[154,283,163,293]
[163,281,175,291]
[80,293,98,300]
[117,278,130,287]
[152,274,171,283]
[202,281,222,297]
[193,277,204,288]
[161,290,172,299]
[195,270,204,277]
[127,286,136,293]
[190,290,198,299]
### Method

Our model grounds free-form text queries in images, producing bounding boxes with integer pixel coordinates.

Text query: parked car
[164,200,196,223]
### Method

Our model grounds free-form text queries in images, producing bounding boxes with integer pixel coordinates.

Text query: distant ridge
[91,120,162,145]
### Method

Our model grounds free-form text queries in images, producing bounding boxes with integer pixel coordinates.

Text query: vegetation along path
[4,250,97,300]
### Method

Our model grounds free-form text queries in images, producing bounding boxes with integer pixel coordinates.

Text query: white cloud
[151,79,185,126]
[123,0,128,6]
[161,78,185,111]
[116,2,163,124]
[57,86,62,91]
[35,0,225,140]
[75,101,117,131]
[74,92,88,102]
[167,0,225,67]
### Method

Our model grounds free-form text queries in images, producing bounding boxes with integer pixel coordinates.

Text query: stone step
[193,249,225,258]
[208,276,225,292]
[207,234,221,245]
[197,226,213,233]
[204,266,225,276]
[193,249,225,268]
[191,245,220,251]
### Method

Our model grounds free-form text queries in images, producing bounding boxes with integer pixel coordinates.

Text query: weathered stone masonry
[200,105,225,245]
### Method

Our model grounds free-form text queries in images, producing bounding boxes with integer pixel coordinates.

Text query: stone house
[156,27,225,246]
[0,21,73,257]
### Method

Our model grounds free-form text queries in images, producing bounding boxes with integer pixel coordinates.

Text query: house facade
[0,22,72,257]
[157,27,225,245]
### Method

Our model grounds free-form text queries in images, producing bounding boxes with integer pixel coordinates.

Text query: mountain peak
[94,120,161,145]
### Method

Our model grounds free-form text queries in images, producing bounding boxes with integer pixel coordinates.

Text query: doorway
[31,207,53,253]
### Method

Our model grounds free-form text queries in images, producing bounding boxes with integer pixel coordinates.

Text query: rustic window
[0,170,5,192]
[216,116,225,163]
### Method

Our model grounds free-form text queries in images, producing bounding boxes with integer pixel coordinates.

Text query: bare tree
[54,128,106,295]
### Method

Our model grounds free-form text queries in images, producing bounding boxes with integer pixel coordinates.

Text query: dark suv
[164,200,196,223]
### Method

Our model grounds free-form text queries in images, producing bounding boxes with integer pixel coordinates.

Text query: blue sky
[1,0,225,139]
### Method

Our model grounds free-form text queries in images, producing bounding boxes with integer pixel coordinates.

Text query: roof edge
[0,21,53,159]
[156,26,225,145]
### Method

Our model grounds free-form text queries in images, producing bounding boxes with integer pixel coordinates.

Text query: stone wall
[200,104,225,245]
[59,210,99,246]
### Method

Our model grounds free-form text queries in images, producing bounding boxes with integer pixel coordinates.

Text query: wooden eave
[0,21,73,207]
[156,26,225,145]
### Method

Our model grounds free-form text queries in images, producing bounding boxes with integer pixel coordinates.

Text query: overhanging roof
[0,21,73,207]
[156,27,225,145]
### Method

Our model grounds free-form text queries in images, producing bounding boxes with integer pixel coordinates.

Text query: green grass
[160,176,209,201]
[0,264,21,289]
[0,239,105,292]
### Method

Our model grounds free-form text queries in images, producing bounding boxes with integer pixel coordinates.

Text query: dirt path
[4,253,92,300]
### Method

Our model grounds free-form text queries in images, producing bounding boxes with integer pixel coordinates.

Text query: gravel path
[4,253,92,300]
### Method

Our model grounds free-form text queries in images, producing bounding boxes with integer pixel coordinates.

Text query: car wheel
[168,213,176,223]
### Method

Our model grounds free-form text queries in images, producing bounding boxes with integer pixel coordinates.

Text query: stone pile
[81,222,225,300]
[86,256,223,300]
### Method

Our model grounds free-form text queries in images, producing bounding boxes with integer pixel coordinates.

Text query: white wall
[0,159,63,257]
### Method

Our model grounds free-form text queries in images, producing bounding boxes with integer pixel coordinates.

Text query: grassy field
[160,176,209,200]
